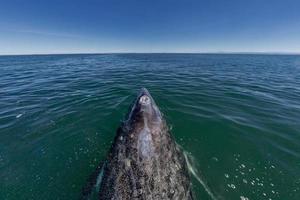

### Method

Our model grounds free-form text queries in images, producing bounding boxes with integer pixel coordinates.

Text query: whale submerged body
[87,88,193,199]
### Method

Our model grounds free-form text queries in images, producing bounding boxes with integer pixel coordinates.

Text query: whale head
[121,88,166,160]
[128,88,162,126]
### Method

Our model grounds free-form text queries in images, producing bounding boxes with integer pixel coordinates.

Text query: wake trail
[184,151,220,200]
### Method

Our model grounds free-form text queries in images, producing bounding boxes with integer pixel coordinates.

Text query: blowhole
[139,95,150,105]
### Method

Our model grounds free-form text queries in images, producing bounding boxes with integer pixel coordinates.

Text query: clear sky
[0,0,300,54]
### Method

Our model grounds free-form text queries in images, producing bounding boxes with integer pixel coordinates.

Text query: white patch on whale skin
[137,128,154,159]
[139,95,150,105]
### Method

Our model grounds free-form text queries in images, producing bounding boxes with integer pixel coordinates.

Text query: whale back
[98,88,193,199]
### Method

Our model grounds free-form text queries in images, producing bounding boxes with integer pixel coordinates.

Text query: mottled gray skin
[99,88,193,200]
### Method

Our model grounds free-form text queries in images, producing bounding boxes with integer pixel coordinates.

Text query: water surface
[1,54,300,199]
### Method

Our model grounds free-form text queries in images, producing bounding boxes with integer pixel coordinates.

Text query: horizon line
[1,51,300,56]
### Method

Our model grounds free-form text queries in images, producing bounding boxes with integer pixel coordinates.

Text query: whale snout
[137,88,153,108]
[138,88,152,105]
[139,87,151,96]
[136,88,161,121]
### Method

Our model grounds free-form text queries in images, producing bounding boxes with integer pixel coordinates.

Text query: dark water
[1,54,300,200]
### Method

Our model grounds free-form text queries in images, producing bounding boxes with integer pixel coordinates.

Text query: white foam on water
[240,196,249,200]
[183,151,219,200]
[227,184,236,189]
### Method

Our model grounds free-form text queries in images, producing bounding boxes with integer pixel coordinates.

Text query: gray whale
[83,88,193,200]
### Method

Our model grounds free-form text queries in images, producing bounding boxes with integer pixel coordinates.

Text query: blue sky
[0,0,300,54]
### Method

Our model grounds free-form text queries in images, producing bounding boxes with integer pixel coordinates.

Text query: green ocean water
[0,54,300,200]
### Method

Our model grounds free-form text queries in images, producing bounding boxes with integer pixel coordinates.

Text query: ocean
[0,54,299,199]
